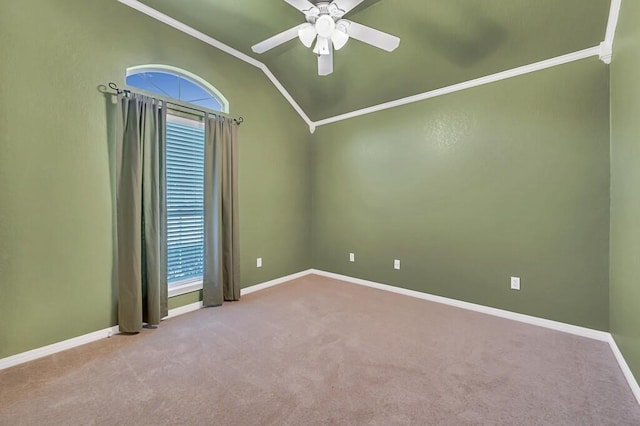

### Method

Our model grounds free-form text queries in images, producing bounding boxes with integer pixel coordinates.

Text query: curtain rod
[107,82,244,126]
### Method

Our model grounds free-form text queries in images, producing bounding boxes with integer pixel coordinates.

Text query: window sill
[168,279,203,298]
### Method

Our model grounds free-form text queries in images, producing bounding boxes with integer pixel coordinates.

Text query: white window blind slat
[166,119,205,285]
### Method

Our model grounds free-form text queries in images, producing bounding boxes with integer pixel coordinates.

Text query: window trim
[167,112,204,128]
[125,65,225,300]
[126,64,230,113]
[168,279,203,298]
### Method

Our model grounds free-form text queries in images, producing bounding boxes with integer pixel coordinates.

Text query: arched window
[126,65,229,113]
[125,65,228,297]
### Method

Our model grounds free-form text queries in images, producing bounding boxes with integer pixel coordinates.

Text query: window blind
[166,119,205,285]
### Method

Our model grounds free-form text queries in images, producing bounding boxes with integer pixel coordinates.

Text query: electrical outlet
[257,257,262,268]
[394,259,401,270]
[511,276,520,290]
[349,253,355,262]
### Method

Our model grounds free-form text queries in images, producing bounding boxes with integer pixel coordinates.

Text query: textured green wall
[0,0,311,358]
[312,58,610,330]
[0,0,619,362]
[610,1,640,382]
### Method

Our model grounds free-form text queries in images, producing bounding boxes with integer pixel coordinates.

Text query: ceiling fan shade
[331,21,350,50]
[298,23,317,48]
[251,0,400,76]
[315,15,336,38]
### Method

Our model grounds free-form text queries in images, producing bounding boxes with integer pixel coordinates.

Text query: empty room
[1,0,639,424]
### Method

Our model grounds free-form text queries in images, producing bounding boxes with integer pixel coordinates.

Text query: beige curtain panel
[115,93,168,333]
[203,115,240,306]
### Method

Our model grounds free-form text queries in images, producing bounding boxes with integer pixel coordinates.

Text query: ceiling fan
[252,0,400,76]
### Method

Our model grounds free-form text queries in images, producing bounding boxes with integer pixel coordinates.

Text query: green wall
[311,58,610,330]
[610,0,640,382]
[0,0,311,358]
[0,0,627,366]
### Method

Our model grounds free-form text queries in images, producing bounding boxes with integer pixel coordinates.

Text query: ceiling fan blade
[252,25,304,54]
[331,0,366,15]
[318,49,334,76]
[284,0,318,13]
[346,21,400,52]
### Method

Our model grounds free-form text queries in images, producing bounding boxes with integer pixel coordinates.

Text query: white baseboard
[162,269,314,320]
[608,335,640,405]
[0,325,120,371]
[240,269,313,296]
[310,269,609,341]
[3,267,638,406]
[309,269,639,405]
[0,269,313,371]
[166,301,203,318]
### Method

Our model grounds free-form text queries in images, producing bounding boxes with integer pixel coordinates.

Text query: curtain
[203,115,240,306]
[115,93,168,333]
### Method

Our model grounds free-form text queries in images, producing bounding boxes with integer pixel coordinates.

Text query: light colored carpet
[1,274,639,425]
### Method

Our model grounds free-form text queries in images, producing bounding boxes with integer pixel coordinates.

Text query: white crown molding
[605,0,623,47]
[116,0,314,130]
[313,46,601,128]
[256,64,315,130]
[600,0,622,64]
[117,0,261,67]
[117,0,619,134]
[599,42,613,65]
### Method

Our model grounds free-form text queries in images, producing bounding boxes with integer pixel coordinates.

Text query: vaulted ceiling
[136,0,612,121]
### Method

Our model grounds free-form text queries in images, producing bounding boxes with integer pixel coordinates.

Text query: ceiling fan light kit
[252,0,400,76]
